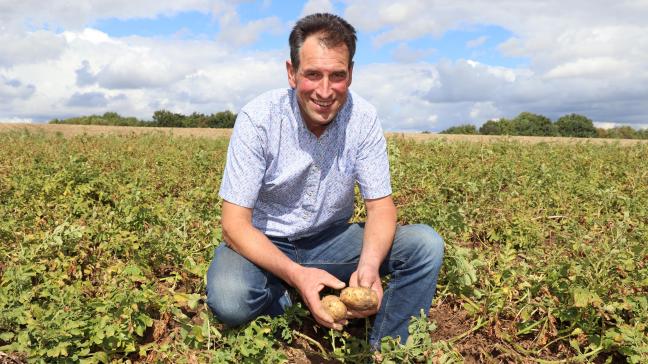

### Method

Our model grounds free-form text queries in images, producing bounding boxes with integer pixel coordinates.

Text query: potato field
[0,128,646,363]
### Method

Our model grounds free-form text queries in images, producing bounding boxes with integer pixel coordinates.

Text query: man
[206,13,444,348]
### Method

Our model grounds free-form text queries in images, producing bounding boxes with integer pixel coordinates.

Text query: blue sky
[2,0,647,131]
[92,7,527,68]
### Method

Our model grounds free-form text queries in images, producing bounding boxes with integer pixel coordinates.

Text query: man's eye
[305,72,321,80]
[331,73,347,81]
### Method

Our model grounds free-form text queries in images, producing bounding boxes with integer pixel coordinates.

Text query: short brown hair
[289,13,357,70]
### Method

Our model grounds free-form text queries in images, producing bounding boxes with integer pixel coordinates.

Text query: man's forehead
[299,35,350,68]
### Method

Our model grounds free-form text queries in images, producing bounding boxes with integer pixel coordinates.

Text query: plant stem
[291,329,329,360]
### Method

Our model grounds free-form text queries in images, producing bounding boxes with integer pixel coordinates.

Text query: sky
[1,0,648,131]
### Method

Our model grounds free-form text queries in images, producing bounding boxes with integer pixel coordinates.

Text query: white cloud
[64,28,118,45]
[95,55,187,89]
[351,55,648,131]
[212,2,284,47]
[545,57,632,79]
[469,102,500,121]
[0,30,67,67]
[341,0,648,128]
[217,14,284,46]
[0,76,36,102]
[1,1,648,129]
[158,55,286,114]
[426,60,518,103]
[2,25,288,121]
[0,0,218,30]
[466,36,488,48]
[75,60,96,86]
[391,43,435,63]
[595,121,648,130]
[66,92,109,107]
[353,63,441,131]
[0,117,34,124]
[300,0,335,16]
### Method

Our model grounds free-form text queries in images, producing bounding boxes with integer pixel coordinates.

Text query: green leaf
[0,332,14,341]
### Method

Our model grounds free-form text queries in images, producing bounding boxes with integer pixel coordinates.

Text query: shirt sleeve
[219,111,266,208]
[354,115,392,199]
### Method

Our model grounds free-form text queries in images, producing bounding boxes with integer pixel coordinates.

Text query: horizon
[2,1,648,131]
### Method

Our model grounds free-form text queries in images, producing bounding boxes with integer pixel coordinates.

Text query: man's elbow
[220,216,241,249]
[389,204,397,223]
[367,197,397,223]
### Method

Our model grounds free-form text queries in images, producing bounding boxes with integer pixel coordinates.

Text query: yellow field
[2,122,646,145]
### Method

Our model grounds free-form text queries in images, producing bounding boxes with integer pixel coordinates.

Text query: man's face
[287,33,353,136]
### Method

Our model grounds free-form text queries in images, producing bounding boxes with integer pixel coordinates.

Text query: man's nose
[315,77,333,99]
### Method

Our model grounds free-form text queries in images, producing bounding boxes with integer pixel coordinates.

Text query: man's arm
[221,201,347,329]
[348,195,397,317]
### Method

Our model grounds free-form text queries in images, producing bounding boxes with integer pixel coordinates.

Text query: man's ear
[286,60,297,88]
[347,61,354,87]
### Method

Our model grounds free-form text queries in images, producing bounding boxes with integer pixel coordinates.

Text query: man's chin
[310,113,333,125]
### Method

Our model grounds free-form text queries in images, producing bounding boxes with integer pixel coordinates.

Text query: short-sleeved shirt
[219,88,392,240]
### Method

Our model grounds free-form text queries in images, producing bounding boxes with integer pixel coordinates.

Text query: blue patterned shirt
[219,88,392,239]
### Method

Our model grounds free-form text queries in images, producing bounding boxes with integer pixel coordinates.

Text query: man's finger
[359,278,373,288]
[346,308,378,319]
[315,310,345,330]
[306,292,339,327]
[323,274,346,290]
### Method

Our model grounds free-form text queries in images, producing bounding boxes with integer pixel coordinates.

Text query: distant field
[2,122,647,145]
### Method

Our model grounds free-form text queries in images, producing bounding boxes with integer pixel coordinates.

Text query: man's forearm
[359,198,397,270]
[222,218,301,287]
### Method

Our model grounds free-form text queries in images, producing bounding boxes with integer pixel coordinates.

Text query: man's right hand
[290,266,347,330]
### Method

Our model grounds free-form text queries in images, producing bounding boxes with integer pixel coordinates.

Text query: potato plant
[0,129,646,363]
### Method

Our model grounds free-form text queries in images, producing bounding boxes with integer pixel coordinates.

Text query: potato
[321,295,347,321]
[340,287,379,311]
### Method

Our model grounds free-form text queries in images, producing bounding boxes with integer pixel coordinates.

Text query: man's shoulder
[347,90,378,121]
[342,91,381,138]
[241,88,293,118]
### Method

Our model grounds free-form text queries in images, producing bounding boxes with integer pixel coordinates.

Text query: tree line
[49,110,237,128]
[440,112,648,139]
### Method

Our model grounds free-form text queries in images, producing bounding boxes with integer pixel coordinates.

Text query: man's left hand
[346,267,383,318]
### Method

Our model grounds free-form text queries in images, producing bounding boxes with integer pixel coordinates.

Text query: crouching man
[206,13,444,348]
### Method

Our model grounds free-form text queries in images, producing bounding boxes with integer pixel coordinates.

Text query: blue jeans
[206,223,444,347]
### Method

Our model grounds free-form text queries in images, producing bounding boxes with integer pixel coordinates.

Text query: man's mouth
[313,99,334,108]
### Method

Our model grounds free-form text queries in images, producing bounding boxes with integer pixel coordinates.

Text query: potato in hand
[340,287,379,311]
[321,295,347,321]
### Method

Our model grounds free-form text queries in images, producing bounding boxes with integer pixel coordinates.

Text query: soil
[427,299,519,364]
[0,351,25,364]
[1,123,646,146]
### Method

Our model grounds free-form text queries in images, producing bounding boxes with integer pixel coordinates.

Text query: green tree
[479,118,514,135]
[555,114,597,138]
[206,111,237,128]
[606,126,638,139]
[637,128,648,139]
[48,112,142,126]
[184,112,206,128]
[440,124,478,135]
[152,110,186,127]
[511,112,556,136]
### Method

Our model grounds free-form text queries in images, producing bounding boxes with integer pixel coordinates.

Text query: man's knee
[205,245,266,327]
[397,224,445,268]
[206,278,256,327]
